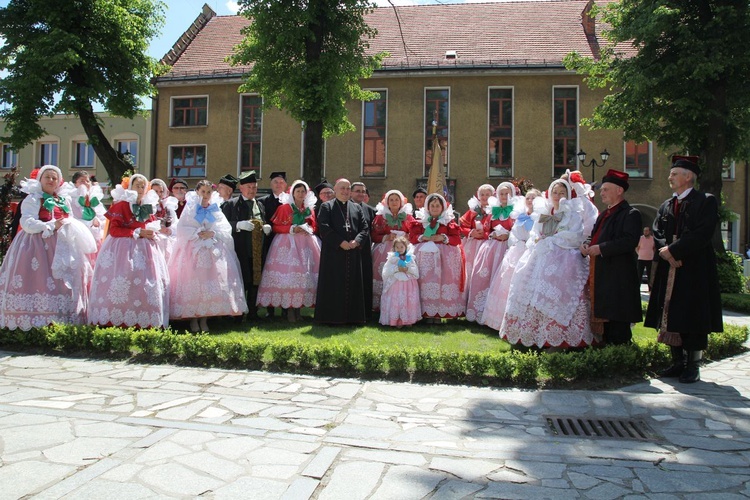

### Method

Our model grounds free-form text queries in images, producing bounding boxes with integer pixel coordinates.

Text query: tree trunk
[701,82,728,252]
[303,120,324,186]
[74,102,130,185]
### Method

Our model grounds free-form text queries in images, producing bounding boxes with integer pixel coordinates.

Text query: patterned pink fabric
[256,232,321,308]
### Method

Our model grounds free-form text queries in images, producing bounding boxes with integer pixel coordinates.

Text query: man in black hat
[580,169,643,345]
[222,170,269,320]
[169,178,189,218]
[412,187,427,212]
[644,156,722,383]
[217,174,238,206]
[313,180,334,218]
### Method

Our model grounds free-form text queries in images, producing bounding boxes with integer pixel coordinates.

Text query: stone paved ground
[0,316,749,499]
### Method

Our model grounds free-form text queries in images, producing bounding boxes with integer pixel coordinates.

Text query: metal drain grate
[545,415,658,441]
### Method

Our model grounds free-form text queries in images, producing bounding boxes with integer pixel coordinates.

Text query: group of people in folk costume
[0,157,723,382]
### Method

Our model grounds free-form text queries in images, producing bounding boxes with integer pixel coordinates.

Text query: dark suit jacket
[221,196,266,289]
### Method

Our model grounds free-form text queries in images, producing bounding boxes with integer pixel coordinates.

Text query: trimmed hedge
[0,324,747,387]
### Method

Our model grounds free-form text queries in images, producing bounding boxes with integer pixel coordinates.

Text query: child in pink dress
[379,236,421,327]
[168,180,248,332]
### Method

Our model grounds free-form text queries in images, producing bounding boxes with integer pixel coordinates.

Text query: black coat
[589,200,643,323]
[644,189,723,338]
[359,202,376,317]
[314,199,369,324]
[221,196,266,291]
[259,193,282,259]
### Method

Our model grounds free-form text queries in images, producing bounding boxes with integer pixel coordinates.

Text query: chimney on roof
[445,50,457,60]
[581,0,600,59]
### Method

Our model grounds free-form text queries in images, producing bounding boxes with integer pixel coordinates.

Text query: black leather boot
[659,346,684,378]
[679,351,702,383]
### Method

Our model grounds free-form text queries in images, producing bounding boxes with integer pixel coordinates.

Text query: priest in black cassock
[315,179,369,325]
[222,170,269,320]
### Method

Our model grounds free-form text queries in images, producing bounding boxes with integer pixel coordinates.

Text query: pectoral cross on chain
[344,219,351,232]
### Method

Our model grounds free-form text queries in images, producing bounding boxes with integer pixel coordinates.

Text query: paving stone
[58,478,157,499]
[505,459,568,479]
[370,465,444,500]
[43,437,131,466]
[217,397,271,415]
[568,471,601,489]
[346,448,427,467]
[281,477,319,500]
[139,462,223,496]
[213,476,289,499]
[302,446,341,479]
[155,399,214,420]
[477,482,580,499]
[162,370,224,385]
[245,447,309,466]
[430,479,484,500]
[635,468,748,493]
[74,421,151,439]
[99,463,145,482]
[231,416,294,431]
[174,450,246,481]
[133,440,192,463]
[542,478,572,488]
[0,460,75,499]
[661,433,750,451]
[571,465,635,479]
[317,461,385,500]
[328,423,399,440]
[324,383,361,400]
[2,420,75,455]
[429,457,501,480]
[584,482,632,499]
[283,408,340,420]
[205,435,264,460]
[487,468,534,483]
[168,429,217,446]
[674,449,749,467]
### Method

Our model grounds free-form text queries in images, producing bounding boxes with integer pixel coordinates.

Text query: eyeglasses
[352,189,366,193]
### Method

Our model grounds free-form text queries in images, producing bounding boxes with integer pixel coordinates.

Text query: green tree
[564,0,750,199]
[0,0,166,184]
[229,0,386,185]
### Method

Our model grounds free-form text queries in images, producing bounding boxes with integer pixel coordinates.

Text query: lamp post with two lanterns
[576,148,610,185]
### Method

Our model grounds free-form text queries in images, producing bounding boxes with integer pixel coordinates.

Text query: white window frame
[487,86,515,178]
[424,86,451,177]
[361,88,388,178]
[169,95,209,128]
[115,137,139,168]
[551,85,579,178]
[38,140,59,166]
[168,144,208,178]
[623,140,653,179]
[1,144,18,169]
[722,160,736,180]
[72,140,96,168]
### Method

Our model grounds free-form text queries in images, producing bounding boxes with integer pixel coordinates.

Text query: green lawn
[175,310,659,353]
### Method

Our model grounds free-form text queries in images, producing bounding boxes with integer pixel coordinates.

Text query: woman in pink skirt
[149,178,178,262]
[0,165,96,330]
[500,179,596,348]
[89,175,170,329]
[370,189,414,311]
[256,179,321,322]
[469,182,519,324]
[458,184,493,284]
[482,188,540,331]
[379,236,421,327]
[408,193,465,321]
[169,180,247,332]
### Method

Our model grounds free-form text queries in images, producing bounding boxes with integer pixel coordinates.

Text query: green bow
[42,193,70,214]
[385,211,407,228]
[292,204,311,226]
[131,203,153,222]
[491,205,513,220]
[77,195,100,221]
[423,216,440,237]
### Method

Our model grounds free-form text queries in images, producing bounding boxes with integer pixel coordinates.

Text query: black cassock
[315,199,369,324]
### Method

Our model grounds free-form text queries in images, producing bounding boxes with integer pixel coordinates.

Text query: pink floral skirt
[257,233,321,308]
[414,243,465,318]
[465,239,508,323]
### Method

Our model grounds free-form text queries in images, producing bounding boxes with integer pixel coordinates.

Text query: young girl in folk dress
[499,179,595,348]
[89,175,170,329]
[256,180,321,322]
[482,188,541,331]
[0,165,96,330]
[370,189,414,311]
[467,182,518,324]
[169,180,248,332]
[379,236,421,327]
[70,171,106,262]
[409,193,466,321]
[459,184,494,285]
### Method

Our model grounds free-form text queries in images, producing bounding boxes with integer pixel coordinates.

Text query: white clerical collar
[242,196,254,202]
[673,187,693,201]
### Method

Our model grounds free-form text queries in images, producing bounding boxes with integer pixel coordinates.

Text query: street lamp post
[576,148,610,185]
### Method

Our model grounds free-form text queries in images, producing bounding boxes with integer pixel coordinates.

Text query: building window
[722,160,735,180]
[362,90,387,177]
[240,95,262,173]
[1,144,18,169]
[424,88,449,178]
[116,140,138,167]
[553,87,577,177]
[74,141,95,168]
[171,96,208,127]
[170,145,206,178]
[39,142,59,166]
[625,141,651,178]
[489,88,513,177]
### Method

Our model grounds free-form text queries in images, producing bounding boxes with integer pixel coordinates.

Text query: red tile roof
[159,0,600,81]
